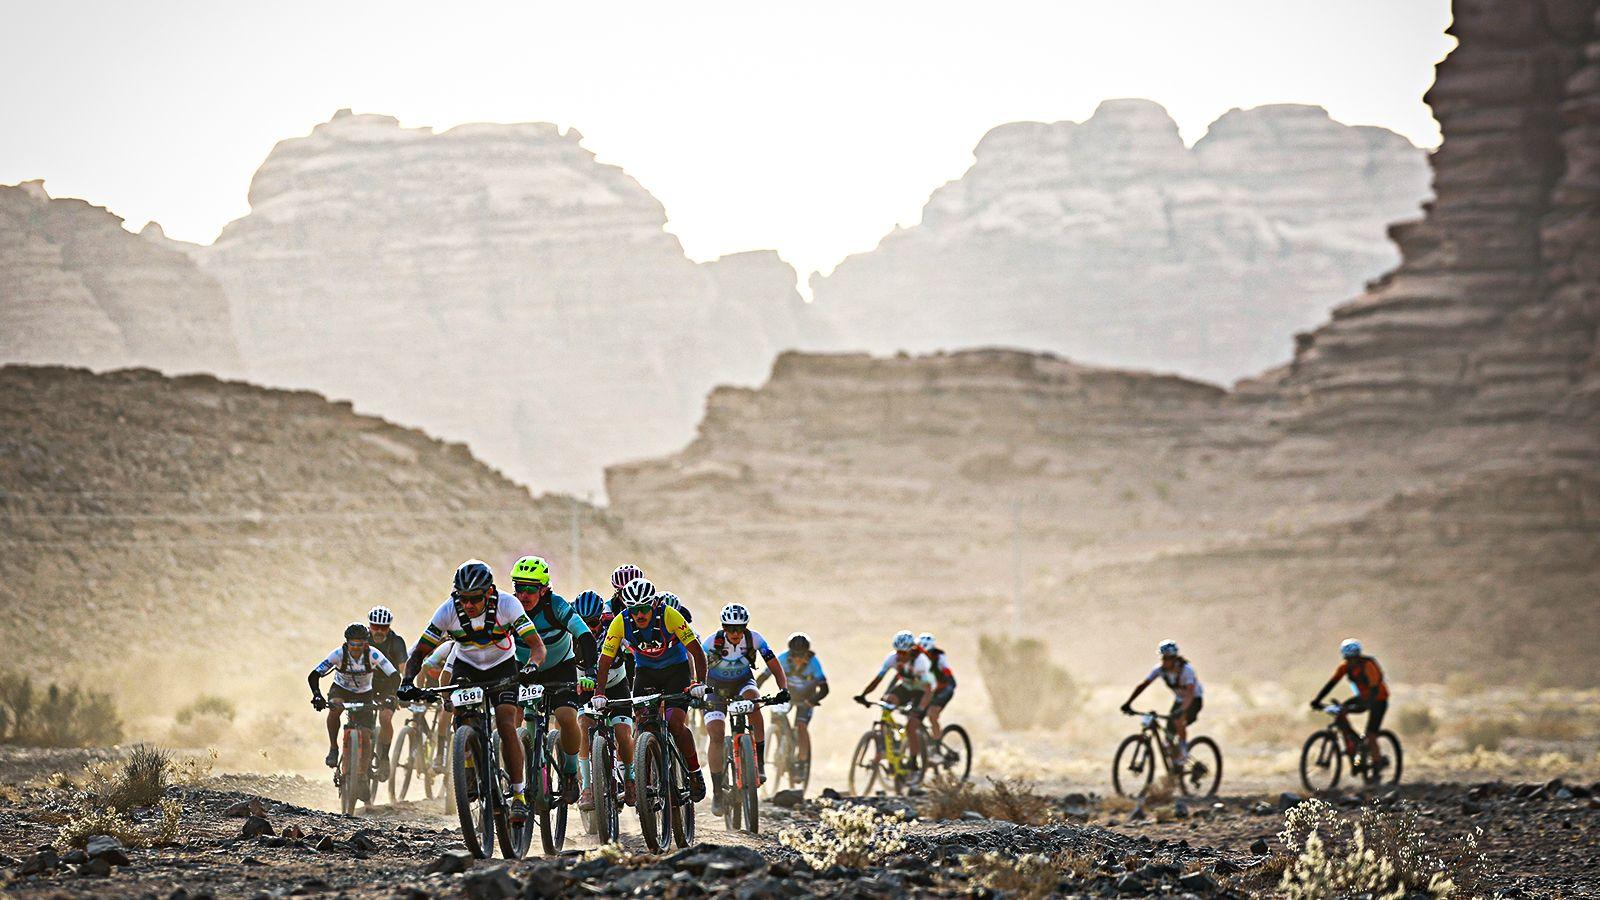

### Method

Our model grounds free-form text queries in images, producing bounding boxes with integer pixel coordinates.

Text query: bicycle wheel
[764,719,789,797]
[548,740,569,852]
[635,732,666,851]
[1371,731,1403,786]
[1181,736,1223,796]
[452,726,491,858]
[723,737,741,831]
[492,737,516,860]
[593,733,616,843]
[339,729,361,816]
[420,724,437,800]
[738,734,760,834]
[669,750,694,849]
[389,725,416,803]
[849,731,880,795]
[934,724,973,783]
[1299,731,1343,793]
[1111,734,1155,798]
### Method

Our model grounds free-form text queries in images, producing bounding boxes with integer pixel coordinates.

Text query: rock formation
[0,181,240,373]
[197,110,821,494]
[810,101,1432,383]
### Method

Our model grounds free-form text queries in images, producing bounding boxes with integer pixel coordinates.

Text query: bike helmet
[892,630,916,651]
[511,555,550,586]
[620,577,657,608]
[917,632,936,651]
[1158,639,1179,658]
[721,603,750,626]
[610,563,644,591]
[1340,638,1362,658]
[659,591,681,609]
[788,632,810,650]
[367,606,393,626]
[573,590,605,619]
[454,559,494,594]
[344,622,371,642]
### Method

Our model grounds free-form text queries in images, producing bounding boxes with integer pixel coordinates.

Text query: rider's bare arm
[766,653,789,691]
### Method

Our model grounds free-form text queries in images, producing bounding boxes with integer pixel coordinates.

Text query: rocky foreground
[2,772,1596,898]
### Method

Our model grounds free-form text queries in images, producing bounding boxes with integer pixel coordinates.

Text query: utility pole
[569,495,582,585]
[1010,499,1022,633]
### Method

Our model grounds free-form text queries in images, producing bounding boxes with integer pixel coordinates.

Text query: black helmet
[788,631,811,651]
[454,559,494,594]
[345,622,371,642]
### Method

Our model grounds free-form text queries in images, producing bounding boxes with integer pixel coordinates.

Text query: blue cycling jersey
[777,650,826,693]
[513,594,590,671]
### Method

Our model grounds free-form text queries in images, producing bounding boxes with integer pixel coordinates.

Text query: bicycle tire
[635,732,666,851]
[849,731,879,795]
[1372,731,1403,786]
[1112,734,1155,798]
[765,718,790,798]
[668,744,693,848]
[550,738,569,852]
[339,729,361,816]
[452,726,490,858]
[935,724,973,783]
[593,733,616,843]
[1299,731,1343,793]
[492,733,516,860]
[739,734,760,834]
[1182,736,1223,797]
[389,724,415,803]
[724,737,741,831]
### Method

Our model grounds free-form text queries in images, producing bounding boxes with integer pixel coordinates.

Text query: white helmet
[367,606,393,626]
[620,577,657,607]
[917,632,936,651]
[1158,639,1179,658]
[720,603,750,626]
[892,630,916,651]
[1340,638,1362,658]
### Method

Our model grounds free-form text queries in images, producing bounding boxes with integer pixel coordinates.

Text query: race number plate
[726,699,756,716]
[450,686,485,707]
[517,684,544,704]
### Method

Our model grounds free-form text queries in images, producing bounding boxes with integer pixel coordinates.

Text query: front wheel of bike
[738,734,760,834]
[1300,731,1343,793]
[849,731,880,795]
[452,726,491,858]
[1180,736,1223,797]
[635,732,667,852]
[668,748,694,848]
[932,724,973,783]
[1112,734,1155,798]
[592,733,616,843]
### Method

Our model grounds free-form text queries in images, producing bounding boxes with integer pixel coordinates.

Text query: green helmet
[511,555,551,586]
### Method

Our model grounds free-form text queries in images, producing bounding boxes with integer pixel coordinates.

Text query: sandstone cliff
[197,110,821,495]
[0,182,240,374]
[810,101,1431,383]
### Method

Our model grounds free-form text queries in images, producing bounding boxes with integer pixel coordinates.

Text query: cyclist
[398,559,547,822]
[658,591,694,625]
[1310,638,1390,770]
[593,577,710,802]
[701,604,790,814]
[757,632,828,782]
[508,555,597,804]
[366,606,408,779]
[571,589,635,810]
[855,630,936,786]
[308,622,399,770]
[916,633,957,746]
[1121,639,1203,765]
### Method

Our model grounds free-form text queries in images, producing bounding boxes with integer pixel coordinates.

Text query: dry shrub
[171,749,217,785]
[1452,716,1518,751]
[169,695,237,747]
[1397,706,1438,741]
[1277,798,1480,899]
[0,671,123,748]
[57,797,181,850]
[924,775,1056,825]
[959,851,1059,899]
[778,801,909,869]
[976,634,1083,731]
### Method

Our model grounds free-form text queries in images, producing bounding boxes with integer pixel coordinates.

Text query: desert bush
[923,775,1056,824]
[778,801,909,869]
[960,851,1060,899]
[1397,706,1438,741]
[976,634,1084,731]
[170,748,218,785]
[169,695,237,747]
[0,671,122,747]
[57,796,182,850]
[69,745,170,812]
[1277,798,1479,899]
[1452,715,1518,751]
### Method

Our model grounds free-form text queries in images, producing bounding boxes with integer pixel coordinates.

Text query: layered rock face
[811,101,1431,383]
[1283,0,1600,426]
[0,365,683,680]
[0,181,240,373]
[199,111,818,494]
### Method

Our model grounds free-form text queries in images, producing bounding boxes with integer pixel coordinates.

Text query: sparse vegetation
[1277,797,1483,899]
[959,851,1060,899]
[0,670,123,747]
[778,801,909,869]
[923,775,1056,824]
[976,634,1084,731]
[45,745,185,850]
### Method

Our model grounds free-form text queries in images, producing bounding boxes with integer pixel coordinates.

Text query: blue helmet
[573,590,605,619]
[454,559,494,594]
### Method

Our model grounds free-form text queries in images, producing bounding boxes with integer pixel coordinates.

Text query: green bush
[976,634,1083,731]
[0,671,123,748]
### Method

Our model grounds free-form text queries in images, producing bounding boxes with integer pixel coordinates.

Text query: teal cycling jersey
[777,649,826,693]
[513,594,589,671]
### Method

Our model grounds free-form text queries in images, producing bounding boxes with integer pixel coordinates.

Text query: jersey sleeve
[371,648,399,677]
[418,602,453,651]
[754,633,776,661]
[313,648,341,675]
[601,614,627,658]
[559,598,591,638]
[1333,662,1351,681]
[664,606,698,647]
[809,656,826,680]
[1146,665,1163,683]
[878,653,895,677]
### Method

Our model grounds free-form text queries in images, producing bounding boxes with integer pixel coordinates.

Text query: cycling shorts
[329,685,379,727]
[1345,698,1387,736]
[1169,695,1202,725]
[632,660,693,712]
[525,658,581,712]
[703,679,759,725]
[452,657,520,708]
[793,701,817,726]
[886,683,926,717]
[930,683,956,708]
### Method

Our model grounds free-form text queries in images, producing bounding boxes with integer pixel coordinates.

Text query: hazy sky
[2,1,1452,278]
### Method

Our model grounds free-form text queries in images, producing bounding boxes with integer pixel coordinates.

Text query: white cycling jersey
[1147,662,1204,698]
[314,645,399,694]
[878,651,935,689]
[419,591,535,670]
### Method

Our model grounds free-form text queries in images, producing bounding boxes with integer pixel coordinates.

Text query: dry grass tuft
[959,852,1058,899]
[923,775,1057,824]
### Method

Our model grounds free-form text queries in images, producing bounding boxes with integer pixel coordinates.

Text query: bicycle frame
[866,698,914,775]
[1132,711,1182,777]
[629,690,696,851]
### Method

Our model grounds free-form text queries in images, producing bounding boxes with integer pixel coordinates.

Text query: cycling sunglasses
[454,589,490,602]
[511,581,547,593]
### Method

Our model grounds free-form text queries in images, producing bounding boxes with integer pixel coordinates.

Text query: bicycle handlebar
[1123,709,1179,721]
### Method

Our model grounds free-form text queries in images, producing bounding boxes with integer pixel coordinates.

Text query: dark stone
[85,834,130,866]
[818,864,861,880]
[314,835,337,853]
[1172,799,1189,819]
[60,849,88,865]
[613,869,672,892]
[1276,792,1304,811]
[1212,859,1242,875]
[348,830,381,853]
[241,815,275,839]
[1115,872,1148,894]
[242,856,266,866]
[427,849,475,875]
[672,845,767,877]
[77,856,114,877]
[1462,801,1485,815]
[521,865,576,896]
[1179,870,1216,892]
[463,865,521,900]
[1250,838,1271,855]
[820,787,842,800]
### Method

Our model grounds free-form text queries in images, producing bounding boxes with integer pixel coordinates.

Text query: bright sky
[1,0,1453,278]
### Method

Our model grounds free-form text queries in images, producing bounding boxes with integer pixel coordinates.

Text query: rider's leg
[325,707,341,752]
[377,706,395,765]
[495,702,526,792]
[554,707,583,761]
[925,704,944,742]
[1365,701,1387,764]
[616,721,636,765]
[796,719,812,764]
[706,717,728,774]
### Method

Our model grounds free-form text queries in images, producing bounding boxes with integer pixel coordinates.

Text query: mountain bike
[520,681,578,856]
[1301,702,1403,792]
[1113,709,1223,798]
[580,699,627,843]
[388,697,439,803]
[419,676,523,859]
[631,691,697,851]
[716,693,781,833]
[330,700,380,816]
[850,697,973,794]
[764,702,811,797]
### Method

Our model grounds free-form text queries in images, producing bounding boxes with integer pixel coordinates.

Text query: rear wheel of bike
[389,725,417,803]
[764,720,789,798]
[669,750,694,848]
[593,733,616,843]
[635,732,666,852]
[933,724,973,783]
[547,739,569,853]
[1112,734,1155,798]
[849,731,880,795]
[738,734,760,834]
[452,726,491,858]
[1370,731,1403,786]
[1299,731,1343,793]
[1181,736,1223,796]
[723,737,741,831]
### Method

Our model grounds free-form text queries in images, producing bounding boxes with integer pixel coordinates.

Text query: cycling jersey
[878,650,935,689]
[1334,657,1389,702]
[587,614,632,688]
[1147,661,1204,698]
[514,593,590,671]
[420,641,456,687]
[778,650,826,693]
[926,647,957,688]
[314,644,399,694]
[417,590,539,669]
[602,605,697,670]
[370,630,408,693]
[702,630,776,686]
